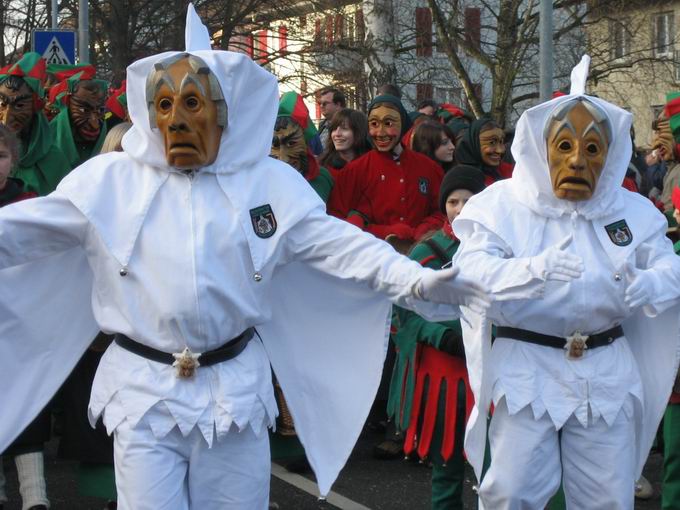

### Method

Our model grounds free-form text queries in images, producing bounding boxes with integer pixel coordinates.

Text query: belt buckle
[565,331,588,360]
[172,347,201,378]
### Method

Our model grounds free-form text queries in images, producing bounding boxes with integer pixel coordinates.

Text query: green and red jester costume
[388,220,473,510]
[0,53,71,195]
[277,92,333,203]
[48,65,108,170]
[664,185,680,509]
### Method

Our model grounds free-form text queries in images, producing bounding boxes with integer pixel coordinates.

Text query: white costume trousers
[478,398,635,510]
[113,417,270,510]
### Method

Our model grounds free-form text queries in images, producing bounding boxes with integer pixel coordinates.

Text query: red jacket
[328,147,444,241]
[483,161,514,187]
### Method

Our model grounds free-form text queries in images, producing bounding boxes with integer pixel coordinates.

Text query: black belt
[495,325,624,350]
[114,328,254,366]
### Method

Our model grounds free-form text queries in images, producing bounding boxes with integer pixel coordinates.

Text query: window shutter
[335,14,344,42]
[314,19,322,47]
[355,9,365,42]
[325,15,334,45]
[465,7,481,49]
[257,30,268,63]
[415,7,433,57]
[279,26,288,54]
[417,83,433,102]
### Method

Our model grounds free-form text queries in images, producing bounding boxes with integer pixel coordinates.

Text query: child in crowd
[0,123,46,510]
[388,165,485,509]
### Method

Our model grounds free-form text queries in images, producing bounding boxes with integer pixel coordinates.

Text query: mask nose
[568,144,587,172]
[168,103,190,133]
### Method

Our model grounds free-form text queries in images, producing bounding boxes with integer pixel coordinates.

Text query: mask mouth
[171,142,197,149]
[558,176,592,189]
[78,126,101,140]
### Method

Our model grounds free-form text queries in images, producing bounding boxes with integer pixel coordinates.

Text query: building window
[610,19,630,60]
[435,86,462,106]
[465,7,481,49]
[653,12,675,57]
[415,7,433,57]
[279,26,288,55]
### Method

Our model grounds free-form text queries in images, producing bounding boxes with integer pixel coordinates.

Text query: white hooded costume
[0,7,459,507]
[453,57,680,509]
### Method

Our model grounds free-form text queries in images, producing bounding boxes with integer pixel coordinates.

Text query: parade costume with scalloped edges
[388,224,473,509]
[454,56,680,509]
[0,6,461,507]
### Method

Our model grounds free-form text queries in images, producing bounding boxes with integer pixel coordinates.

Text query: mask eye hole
[158,98,172,112]
[586,143,599,155]
[185,96,199,110]
[558,140,572,151]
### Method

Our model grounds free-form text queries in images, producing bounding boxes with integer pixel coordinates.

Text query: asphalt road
[2,427,667,509]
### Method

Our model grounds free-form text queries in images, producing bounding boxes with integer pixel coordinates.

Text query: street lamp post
[51,0,57,29]
[539,0,553,102]
[78,0,89,63]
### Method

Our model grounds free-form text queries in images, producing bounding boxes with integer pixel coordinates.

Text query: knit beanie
[46,63,107,111]
[439,164,485,214]
[0,53,47,109]
[277,91,318,143]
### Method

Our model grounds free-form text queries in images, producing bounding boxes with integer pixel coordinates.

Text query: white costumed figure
[0,6,490,510]
[454,56,680,509]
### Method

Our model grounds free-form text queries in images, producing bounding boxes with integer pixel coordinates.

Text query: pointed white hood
[509,56,633,220]
[121,6,279,175]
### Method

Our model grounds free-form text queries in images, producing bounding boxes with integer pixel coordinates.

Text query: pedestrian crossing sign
[32,30,76,65]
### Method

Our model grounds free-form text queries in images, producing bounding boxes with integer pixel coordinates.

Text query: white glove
[528,235,584,282]
[624,263,654,309]
[416,266,492,314]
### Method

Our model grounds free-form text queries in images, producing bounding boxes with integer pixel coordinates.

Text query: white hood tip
[508,55,632,220]
[185,3,212,52]
[121,5,280,174]
[569,55,591,96]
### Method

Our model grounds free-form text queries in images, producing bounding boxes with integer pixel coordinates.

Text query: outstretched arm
[0,191,88,270]
[453,223,583,301]
[284,207,489,319]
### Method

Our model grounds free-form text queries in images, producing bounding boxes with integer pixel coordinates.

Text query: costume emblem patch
[604,220,632,247]
[250,204,277,239]
[418,178,429,195]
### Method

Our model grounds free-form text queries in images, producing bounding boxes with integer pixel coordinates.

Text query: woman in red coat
[328,95,444,252]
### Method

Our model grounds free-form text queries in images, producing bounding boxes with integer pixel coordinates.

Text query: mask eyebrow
[550,119,576,143]
[154,74,176,96]
[583,121,606,144]
[179,73,206,97]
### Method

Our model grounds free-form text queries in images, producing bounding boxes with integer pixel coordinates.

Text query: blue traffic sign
[33,30,77,65]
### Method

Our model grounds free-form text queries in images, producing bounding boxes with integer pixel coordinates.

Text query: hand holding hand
[529,235,584,282]
[416,266,491,314]
[624,263,654,309]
